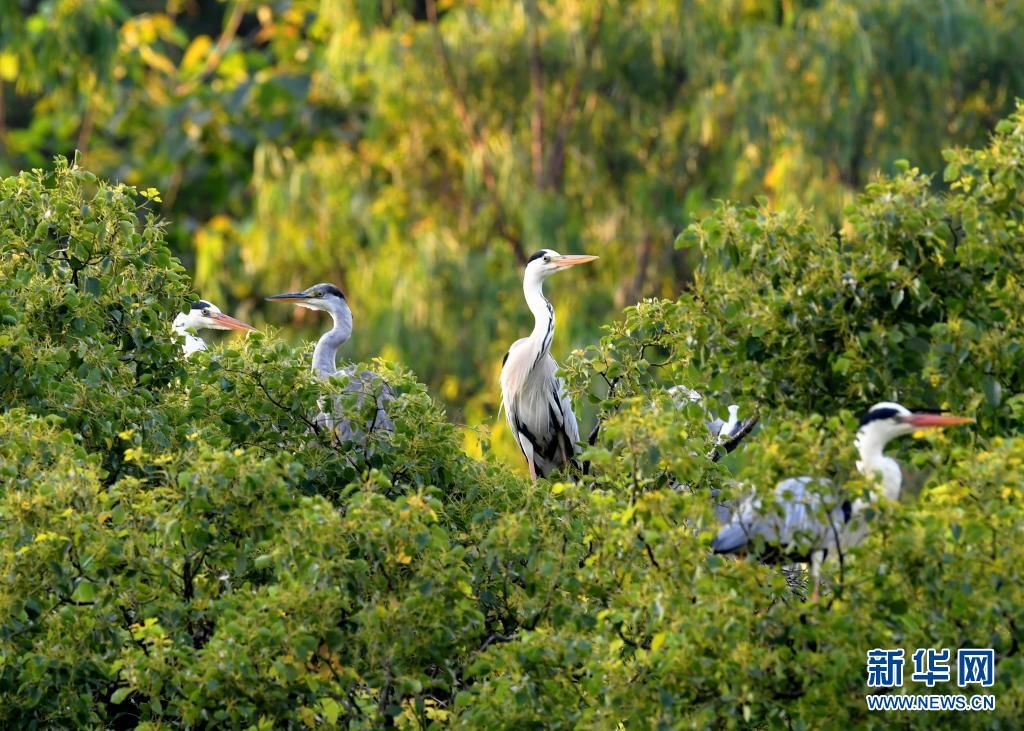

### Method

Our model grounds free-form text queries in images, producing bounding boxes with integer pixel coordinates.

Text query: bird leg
[528,457,538,483]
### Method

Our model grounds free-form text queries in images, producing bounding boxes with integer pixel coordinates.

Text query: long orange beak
[903,412,974,428]
[211,313,257,332]
[553,254,599,269]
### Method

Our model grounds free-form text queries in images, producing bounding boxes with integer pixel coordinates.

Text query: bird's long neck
[854,428,902,501]
[312,306,352,379]
[524,273,555,360]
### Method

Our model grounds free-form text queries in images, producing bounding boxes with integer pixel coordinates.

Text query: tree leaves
[2,5,1024,728]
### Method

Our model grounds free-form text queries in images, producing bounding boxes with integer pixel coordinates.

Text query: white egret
[500,249,598,481]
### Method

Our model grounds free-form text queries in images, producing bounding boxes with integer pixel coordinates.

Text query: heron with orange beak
[712,402,973,599]
[500,249,598,481]
[173,300,256,356]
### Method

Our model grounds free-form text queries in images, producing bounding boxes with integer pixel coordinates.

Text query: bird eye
[202,309,210,316]
[543,255,551,263]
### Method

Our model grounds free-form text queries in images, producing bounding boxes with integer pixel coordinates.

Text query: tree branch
[0,81,9,165]
[175,1,248,96]
[622,233,654,305]
[76,98,95,162]
[425,0,526,263]
[542,1,604,190]
[526,2,545,186]
[706,411,760,463]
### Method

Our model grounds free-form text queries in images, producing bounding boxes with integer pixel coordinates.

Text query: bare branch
[707,410,761,463]
[622,233,654,305]
[425,0,526,263]
[175,1,248,96]
[76,79,96,162]
[638,531,660,569]
[542,1,604,190]
[526,2,545,185]
[0,81,9,165]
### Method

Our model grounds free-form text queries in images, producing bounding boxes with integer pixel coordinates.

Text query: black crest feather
[527,250,551,264]
[859,406,902,426]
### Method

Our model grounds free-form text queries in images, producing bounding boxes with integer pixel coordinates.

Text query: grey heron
[668,384,756,451]
[266,283,394,442]
[500,249,598,481]
[172,300,256,356]
[711,402,972,600]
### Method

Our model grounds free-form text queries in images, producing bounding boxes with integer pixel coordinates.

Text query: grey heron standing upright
[172,300,256,356]
[712,402,972,600]
[500,249,598,481]
[266,283,393,442]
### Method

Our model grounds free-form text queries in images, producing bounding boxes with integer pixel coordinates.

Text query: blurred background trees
[4,0,1023,464]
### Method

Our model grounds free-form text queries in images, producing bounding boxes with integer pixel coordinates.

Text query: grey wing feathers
[712,477,835,557]
[708,486,734,525]
[521,374,581,478]
[711,521,752,554]
[318,365,395,443]
[501,341,581,478]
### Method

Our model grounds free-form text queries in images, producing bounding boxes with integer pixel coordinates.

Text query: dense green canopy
[2,106,1023,727]
[2,0,1024,727]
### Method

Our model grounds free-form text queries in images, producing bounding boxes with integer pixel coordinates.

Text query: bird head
[524,249,599,281]
[175,300,256,333]
[857,401,973,446]
[266,283,350,316]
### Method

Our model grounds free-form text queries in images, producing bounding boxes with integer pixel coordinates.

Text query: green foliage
[2,137,1024,727]
[0,158,191,479]
[0,162,528,726]
[3,0,1024,466]
[575,105,1024,442]
[2,9,1024,729]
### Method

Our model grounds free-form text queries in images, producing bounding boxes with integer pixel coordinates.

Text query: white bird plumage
[500,249,598,481]
[712,401,972,599]
[172,299,256,356]
[267,283,394,443]
[667,385,752,447]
